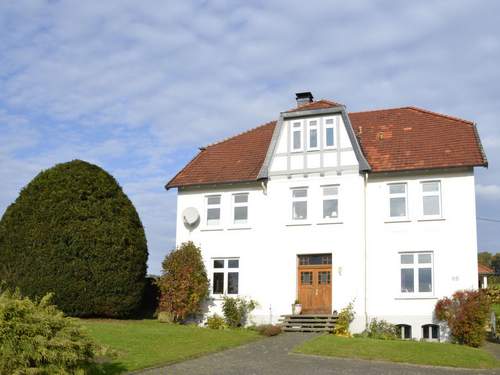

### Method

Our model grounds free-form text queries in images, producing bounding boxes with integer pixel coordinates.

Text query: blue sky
[1,0,499,275]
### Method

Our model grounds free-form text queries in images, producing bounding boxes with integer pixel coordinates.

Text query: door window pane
[418,268,432,292]
[228,259,239,268]
[228,272,239,294]
[390,197,406,217]
[213,272,224,294]
[301,271,313,285]
[299,254,332,265]
[318,271,331,284]
[401,269,414,292]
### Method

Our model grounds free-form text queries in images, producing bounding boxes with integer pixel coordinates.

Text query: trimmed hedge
[0,160,148,317]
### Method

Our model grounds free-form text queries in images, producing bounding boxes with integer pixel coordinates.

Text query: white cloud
[476,184,500,200]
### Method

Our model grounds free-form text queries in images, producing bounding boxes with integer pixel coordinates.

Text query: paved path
[138,333,499,375]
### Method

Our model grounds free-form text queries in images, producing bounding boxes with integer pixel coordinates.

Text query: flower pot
[292,304,302,315]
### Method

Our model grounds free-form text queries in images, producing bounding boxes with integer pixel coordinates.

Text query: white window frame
[422,324,440,341]
[291,121,303,152]
[206,194,221,226]
[399,251,434,297]
[321,185,339,221]
[291,187,308,221]
[324,117,336,149]
[211,258,240,297]
[307,119,319,151]
[232,193,249,225]
[388,182,408,220]
[421,180,442,219]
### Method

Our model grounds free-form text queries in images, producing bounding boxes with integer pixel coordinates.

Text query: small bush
[363,319,399,340]
[157,242,209,322]
[334,301,355,336]
[435,290,490,347]
[0,288,102,374]
[256,324,282,336]
[484,285,500,304]
[157,311,174,323]
[222,296,257,328]
[207,314,226,329]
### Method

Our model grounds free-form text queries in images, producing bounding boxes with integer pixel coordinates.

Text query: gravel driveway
[137,333,499,375]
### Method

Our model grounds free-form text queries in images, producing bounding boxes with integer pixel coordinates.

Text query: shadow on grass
[86,360,128,375]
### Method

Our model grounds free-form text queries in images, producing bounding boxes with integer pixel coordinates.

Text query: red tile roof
[285,99,343,112]
[478,263,495,274]
[349,106,487,172]
[167,121,276,188]
[166,102,487,188]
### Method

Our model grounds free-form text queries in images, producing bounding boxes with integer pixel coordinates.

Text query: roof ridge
[202,120,277,149]
[350,106,474,125]
[284,98,343,113]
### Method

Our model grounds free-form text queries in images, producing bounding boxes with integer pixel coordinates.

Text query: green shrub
[334,302,355,336]
[0,160,148,318]
[157,311,174,323]
[435,290,490,347]
[222,296,257,328]
[0,288,102,374]
[157,242,209,322]
[207,314,226,329]
[484,285,500,304]
[363,319,399,340]
[256,324,282,336]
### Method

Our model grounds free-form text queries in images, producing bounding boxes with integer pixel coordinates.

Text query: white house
[166,92,488,340]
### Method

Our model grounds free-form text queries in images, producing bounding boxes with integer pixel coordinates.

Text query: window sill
[417,217,445,222]
[385,218,411,224]
[227,226,252,231]
[286,222,313,227]
[317,220,343,225]
[395,296,437,300]
[201,227,224,232]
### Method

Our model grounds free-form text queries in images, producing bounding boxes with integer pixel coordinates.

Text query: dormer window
[308,120,319,150]
[292,122,303,151]
[324,118,335,148]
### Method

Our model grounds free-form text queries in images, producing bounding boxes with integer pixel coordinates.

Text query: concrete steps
[280,314,338,333]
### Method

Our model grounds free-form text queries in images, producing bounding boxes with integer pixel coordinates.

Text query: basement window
[422,324,439,341]
[396,324,412,339]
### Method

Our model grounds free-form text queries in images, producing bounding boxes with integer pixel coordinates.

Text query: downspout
[363,172,368,328]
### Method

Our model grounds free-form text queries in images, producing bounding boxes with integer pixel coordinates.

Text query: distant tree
[478,251,492,267]
[157,241,209,322]
[492,253,500,274]
[0,160,148,317]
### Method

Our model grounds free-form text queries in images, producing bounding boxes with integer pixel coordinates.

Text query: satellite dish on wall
[182,207,200,227]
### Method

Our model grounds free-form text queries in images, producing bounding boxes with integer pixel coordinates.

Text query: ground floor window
[422,324,439,340]
[212,258,239,295]
[396,324,412,339]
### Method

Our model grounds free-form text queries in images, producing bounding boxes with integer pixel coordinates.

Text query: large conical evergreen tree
[0,160,148,317]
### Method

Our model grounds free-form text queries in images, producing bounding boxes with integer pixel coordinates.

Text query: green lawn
[493,303,500,319]
[294,335,500,369]
[80,319,260,373]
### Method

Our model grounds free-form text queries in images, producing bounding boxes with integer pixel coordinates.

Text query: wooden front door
[297,254,332,314]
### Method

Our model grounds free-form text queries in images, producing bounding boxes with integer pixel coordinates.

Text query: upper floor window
[206,195,221,225]
[233,193,248,224]
[421,181,441,217]
[389,183,407,218]
[324,118,335,148]
[400,252,433,294]
[212,258,239,295]
[308,120,319,150]
[322,185,339,219]
[292,188,308,220]
[292,122,302,151]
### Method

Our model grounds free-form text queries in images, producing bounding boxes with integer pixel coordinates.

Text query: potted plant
[292,299,302,315]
